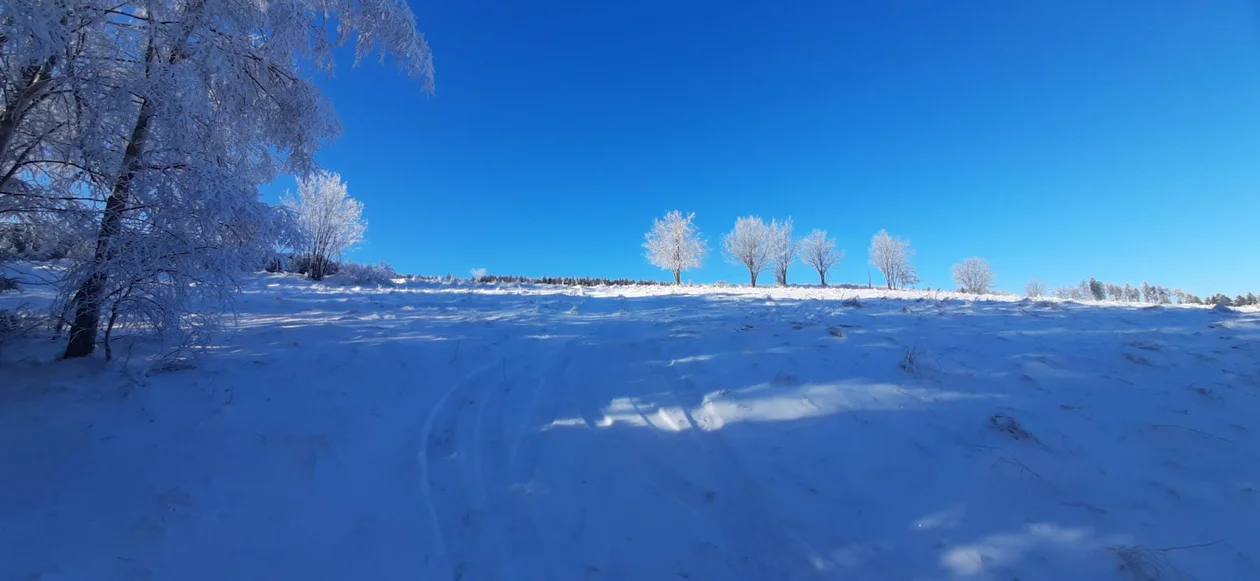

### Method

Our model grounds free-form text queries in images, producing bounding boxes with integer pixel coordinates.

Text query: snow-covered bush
[337,262,398,286]
[0,305,46,355]
[266,253,342,277]
[0,223,77,262]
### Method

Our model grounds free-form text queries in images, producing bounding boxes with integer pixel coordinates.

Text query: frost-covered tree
[799,229,842,286]
[1183,292,1203,305]
[643,210,706,285]
[1,0,435,358]
[1076,280,1093,301]
[1088,278,1106,301]
[769,217,797,286]
[951,257,994,294]
[723,216,774,286]
[1106,283,1123,302]
[283,172,366,281]
[869,230,916,290]
[1024,279,1046,298]
[1206,293,1232,307]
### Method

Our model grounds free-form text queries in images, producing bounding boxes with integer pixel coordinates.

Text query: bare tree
[951,257,994,294]
[1024,279,1046,298]
[769,217,797,286]
[723,216,773,286]
[283,172,367,281]
[799,229,842,286]
[643,210,706,285]
[869,230,916,290]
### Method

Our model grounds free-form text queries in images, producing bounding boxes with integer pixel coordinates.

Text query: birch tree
[283,172,366,280]
[869,230,916,290]
[798,229,842,286]
[769,217,797,286]
[723,216,773,286]
[643,210,706,285]
[0,0,435,358]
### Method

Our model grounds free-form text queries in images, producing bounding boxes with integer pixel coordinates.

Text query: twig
[449,340,460,363]
[1151,424,1234,444]
[1153,540,1223,553]
[967,443,1048,483]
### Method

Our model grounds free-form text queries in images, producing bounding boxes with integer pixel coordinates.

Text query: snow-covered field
[2,275,1259,580]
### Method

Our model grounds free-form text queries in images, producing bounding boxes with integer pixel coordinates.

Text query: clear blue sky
[263,0,1260,295]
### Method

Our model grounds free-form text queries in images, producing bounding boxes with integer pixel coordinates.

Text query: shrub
[336,261,399,286]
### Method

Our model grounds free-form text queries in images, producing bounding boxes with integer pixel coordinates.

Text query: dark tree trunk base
[64,275,104,358]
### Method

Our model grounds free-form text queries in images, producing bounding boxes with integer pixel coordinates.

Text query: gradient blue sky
[264,0,1260,295]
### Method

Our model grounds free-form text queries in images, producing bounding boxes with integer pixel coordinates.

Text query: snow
[3,275,1259,580]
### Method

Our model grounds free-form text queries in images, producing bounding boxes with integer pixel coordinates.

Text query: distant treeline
[469,274,668,287]
[1048,277,1258,308]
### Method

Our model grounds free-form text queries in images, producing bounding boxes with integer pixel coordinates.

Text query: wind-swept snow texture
[3,277,1259,580]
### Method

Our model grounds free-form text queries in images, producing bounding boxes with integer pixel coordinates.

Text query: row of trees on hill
[642,212,1259,303]
[0,0,431,358]
[643,211,846,287]
[643,211,999,293]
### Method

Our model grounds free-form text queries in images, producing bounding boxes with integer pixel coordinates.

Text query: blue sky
[264,0,1260,295]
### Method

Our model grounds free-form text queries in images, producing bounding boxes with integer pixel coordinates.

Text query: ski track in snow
[417,358,499,566]
[3,275,1260,580]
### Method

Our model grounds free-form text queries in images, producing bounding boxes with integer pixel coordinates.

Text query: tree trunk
[673,269,681,285]
[64,99,153,359]
[310,253,326,280]
[749,270,757,287]
[818,270,826,287]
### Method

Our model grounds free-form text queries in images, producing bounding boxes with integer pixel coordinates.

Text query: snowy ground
[2,275,1259,580]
